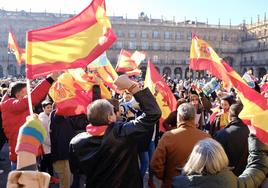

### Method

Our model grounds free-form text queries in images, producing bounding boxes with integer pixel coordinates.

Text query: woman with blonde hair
[183,138,228,176]
[172,135,268,188]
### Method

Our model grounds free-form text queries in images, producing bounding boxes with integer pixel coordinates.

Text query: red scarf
[86,124,108,136]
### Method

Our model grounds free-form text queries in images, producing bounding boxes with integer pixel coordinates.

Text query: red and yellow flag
[190,35,232,88]
[190,35,268,144]
[116,49,146,76]
[87,52,110,70]
[49,68,111,116]
[90,55,119,91]
[222,62,268,144]
[26,0,116,79]
[144,61,177,132]
[8,31,25,64]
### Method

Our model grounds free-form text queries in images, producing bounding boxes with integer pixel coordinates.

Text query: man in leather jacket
[70,75,161,188]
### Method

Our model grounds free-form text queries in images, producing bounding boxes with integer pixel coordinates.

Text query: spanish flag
[144,61,177,132]
[190,35,268,145]
[87,52,110,70]
[190,35,232,88]
[222,62,268,144]
[91,55,119,91]
[26,0,116,79]
[68,68,111,100]
[49,68,111,116]
[116,49,146,76]
[8,31,24,64]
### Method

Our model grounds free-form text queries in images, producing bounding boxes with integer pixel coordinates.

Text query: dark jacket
[70,88,161,188]
[50,111,88,163]
[214,118,249,176]
[172,135,268,188]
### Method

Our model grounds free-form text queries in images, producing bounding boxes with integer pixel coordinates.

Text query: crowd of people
[0,68,268,188]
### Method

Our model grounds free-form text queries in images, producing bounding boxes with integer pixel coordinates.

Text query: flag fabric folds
[222,62,268,144]
[49,68,111,116]
[144,61,177,132]
[190,34,268,145]
[116,49,146,76]
[26,0,116,79]
[189,35,232,88]
[87,52,110,70]
[8,31,24,64]
[89,53,119,91]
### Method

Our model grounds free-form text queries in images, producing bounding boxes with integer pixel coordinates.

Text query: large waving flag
[116,49,146,76]
[144,61,177,132]
[8,31,25,64]
[190,35,268,145]
[222,62,268,144]
[26,0,116,79]
[49,68,111,116]
[190,35,232,88]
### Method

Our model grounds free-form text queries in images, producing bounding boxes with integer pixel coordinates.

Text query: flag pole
[25,31,33,116]
[26,78,34,116]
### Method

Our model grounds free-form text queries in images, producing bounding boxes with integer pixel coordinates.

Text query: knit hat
[15,115,47,155]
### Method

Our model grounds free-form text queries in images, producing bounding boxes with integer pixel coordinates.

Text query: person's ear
[107,114,114,123]
[15,92,21,99]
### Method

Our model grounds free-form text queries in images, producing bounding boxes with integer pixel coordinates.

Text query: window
[116,30,124,37]
[165,43,171,50]
[176,32,184,40]
[222,33,228,41]
[129,30,136,38]
[116,41,123,49]
[128,41,136,49]
[164,32,172,39]
[244,57,247,62]
[141,42,149,50]
[152,31,160,39]
[152,42,159,50]
[250,56,254,62]
[153,55,159,62]
[187,32,192,40]
[141,31,148,38]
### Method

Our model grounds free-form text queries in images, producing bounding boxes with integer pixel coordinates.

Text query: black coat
[214,118,249,176]
[50,111,88,163]
[70,88,161,188]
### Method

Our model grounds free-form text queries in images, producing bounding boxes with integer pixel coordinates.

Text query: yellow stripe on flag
[28,7,110,65]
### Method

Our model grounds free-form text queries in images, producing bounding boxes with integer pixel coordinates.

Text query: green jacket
[172,135,268,188]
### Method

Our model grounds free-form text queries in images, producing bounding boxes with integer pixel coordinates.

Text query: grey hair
[177,103,195,121]
[87,99,114,126]
[183,138,229,175]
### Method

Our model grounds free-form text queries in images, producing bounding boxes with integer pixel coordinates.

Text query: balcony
[241,60,268,66]
[241,46,268,53]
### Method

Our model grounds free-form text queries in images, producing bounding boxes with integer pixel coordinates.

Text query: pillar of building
[181,67,186,80]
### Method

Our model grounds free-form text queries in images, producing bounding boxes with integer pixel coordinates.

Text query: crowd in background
[0,68,268,188]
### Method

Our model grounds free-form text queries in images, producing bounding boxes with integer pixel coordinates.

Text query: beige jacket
[151,120,210,188]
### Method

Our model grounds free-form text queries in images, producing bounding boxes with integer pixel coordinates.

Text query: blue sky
[0,0,267,25]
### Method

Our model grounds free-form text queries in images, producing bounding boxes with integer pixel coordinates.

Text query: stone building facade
[0,9,267,79]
